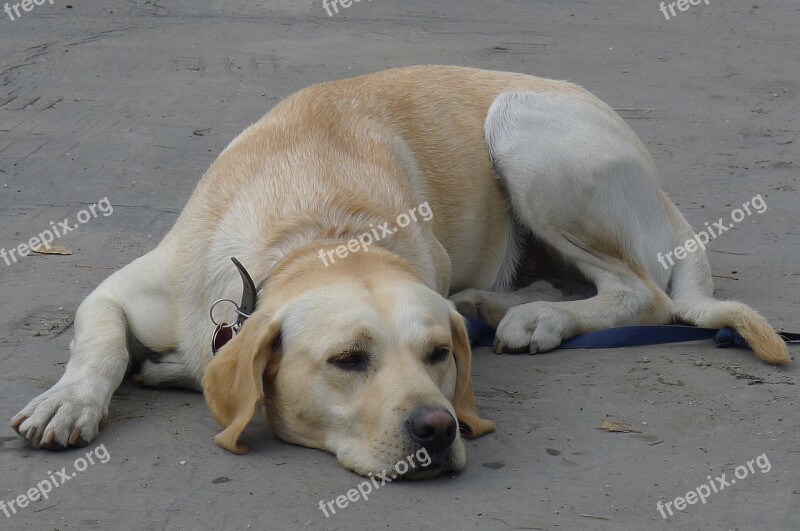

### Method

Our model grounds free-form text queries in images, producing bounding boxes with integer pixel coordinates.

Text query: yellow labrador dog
[11,66,789,478]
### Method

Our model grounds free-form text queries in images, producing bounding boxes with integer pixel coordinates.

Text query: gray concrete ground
[1,1,798,530]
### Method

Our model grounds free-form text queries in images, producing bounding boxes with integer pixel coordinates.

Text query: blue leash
[465,319,800,352]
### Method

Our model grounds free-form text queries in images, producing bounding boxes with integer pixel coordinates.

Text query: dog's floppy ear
[203,314,281,454]
[450,309,495,439]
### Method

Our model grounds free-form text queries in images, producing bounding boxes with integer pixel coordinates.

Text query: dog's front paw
[11,385,106,450]
[449,289,508,327]
[493,302,577,354]
[449,289,481,319]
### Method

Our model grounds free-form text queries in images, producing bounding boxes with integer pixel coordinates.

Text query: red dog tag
[212,324,235,354]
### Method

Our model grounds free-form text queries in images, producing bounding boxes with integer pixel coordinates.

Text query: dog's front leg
[11,247,178,449]
[11,289,130,449]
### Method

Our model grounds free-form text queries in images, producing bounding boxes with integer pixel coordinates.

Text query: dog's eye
[428,346,451,365]
[327,351,369,371]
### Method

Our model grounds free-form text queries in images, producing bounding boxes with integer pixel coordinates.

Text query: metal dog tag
[209,257,260,355]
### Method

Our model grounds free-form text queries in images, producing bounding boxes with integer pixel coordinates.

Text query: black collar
[231,257,258,320]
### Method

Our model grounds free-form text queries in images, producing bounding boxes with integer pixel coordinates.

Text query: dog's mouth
[402,462,448,480]
[345,442,462,480]
[396,446,462,480]
[403,468,444,480]
[371,462,448,481]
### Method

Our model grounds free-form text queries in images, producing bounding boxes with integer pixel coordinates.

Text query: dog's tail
[673,296,790,365]
[663,196,790,365]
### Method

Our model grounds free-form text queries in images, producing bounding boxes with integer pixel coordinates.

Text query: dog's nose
[407,406,457,450]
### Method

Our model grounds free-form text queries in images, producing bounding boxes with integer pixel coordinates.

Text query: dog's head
[202,247,494,478]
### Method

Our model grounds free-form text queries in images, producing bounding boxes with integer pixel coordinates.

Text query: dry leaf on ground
[30,243,72,256]
[598,420,641,433]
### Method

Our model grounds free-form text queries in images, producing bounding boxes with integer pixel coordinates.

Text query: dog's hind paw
[11,385,106,450]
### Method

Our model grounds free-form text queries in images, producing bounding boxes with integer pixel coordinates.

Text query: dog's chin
[341,446,466,480]
[347,461,457,480]
[402,464,451,480]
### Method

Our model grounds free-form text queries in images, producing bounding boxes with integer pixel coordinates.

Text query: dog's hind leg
[450,280,579,328]
[490,258,673,353]
[484,88,676,353]
[11,239,181,449]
